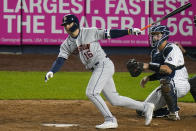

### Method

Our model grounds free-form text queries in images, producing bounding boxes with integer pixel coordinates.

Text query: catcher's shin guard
[160,77,178,113]
[189,76,196,102]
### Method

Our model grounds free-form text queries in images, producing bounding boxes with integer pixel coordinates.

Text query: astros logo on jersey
[78,44,90,52]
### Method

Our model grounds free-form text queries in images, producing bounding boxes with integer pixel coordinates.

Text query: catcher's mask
[61,14,79,32]
[150,25,170,48]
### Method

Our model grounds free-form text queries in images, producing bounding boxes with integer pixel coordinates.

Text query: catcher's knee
[160,78,171,93]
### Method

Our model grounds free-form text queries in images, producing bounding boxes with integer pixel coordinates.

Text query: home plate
[41,123,79,127]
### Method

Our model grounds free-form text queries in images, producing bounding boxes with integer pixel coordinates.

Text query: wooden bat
[141,2,192,31]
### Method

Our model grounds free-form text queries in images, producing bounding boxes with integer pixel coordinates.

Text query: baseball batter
[135,25,190,120]
[45,14,154,129]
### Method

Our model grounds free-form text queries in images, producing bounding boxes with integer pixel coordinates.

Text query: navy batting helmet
[150,25,170,48]
[61,14,79,32]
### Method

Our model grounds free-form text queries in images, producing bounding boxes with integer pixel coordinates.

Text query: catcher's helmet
[61,14,79,32]
[150,25,170,48]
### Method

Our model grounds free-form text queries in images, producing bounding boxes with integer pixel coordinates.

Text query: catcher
[127,25,190,120]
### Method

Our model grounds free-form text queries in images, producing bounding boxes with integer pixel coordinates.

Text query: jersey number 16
[84,50,93,60]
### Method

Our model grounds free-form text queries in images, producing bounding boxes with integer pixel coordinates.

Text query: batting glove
[130,28,142,35]
[45,71,53,82]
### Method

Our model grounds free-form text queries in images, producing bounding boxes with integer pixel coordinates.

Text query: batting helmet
[150,25,170,48]
[61,14,80,32]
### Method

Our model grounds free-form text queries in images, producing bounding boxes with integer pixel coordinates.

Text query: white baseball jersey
[58,27,107,69]
[145,43,190,110]
[164,44,190,97]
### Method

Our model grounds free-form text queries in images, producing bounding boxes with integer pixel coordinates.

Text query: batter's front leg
[86,67,115,122]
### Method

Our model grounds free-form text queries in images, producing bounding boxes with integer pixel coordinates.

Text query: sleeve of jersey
[163,46,177,66]
[105,29,129,39]
[82,28,129,43]
[58,41,70,59]
[50,57,66,73]
[82,28,105,43]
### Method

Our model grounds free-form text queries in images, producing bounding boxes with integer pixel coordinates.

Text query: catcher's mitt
[126,59,144,77]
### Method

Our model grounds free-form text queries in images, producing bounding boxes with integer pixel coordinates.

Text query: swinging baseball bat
[141,2,192,31]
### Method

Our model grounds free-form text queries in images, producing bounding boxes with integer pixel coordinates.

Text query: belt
[175,65,184,70]
[90,62,99,71]
[90,56,108,71]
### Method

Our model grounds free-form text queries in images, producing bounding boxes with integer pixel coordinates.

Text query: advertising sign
[0,0,195,47]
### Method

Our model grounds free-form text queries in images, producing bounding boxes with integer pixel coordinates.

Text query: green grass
[0,71,195,102]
